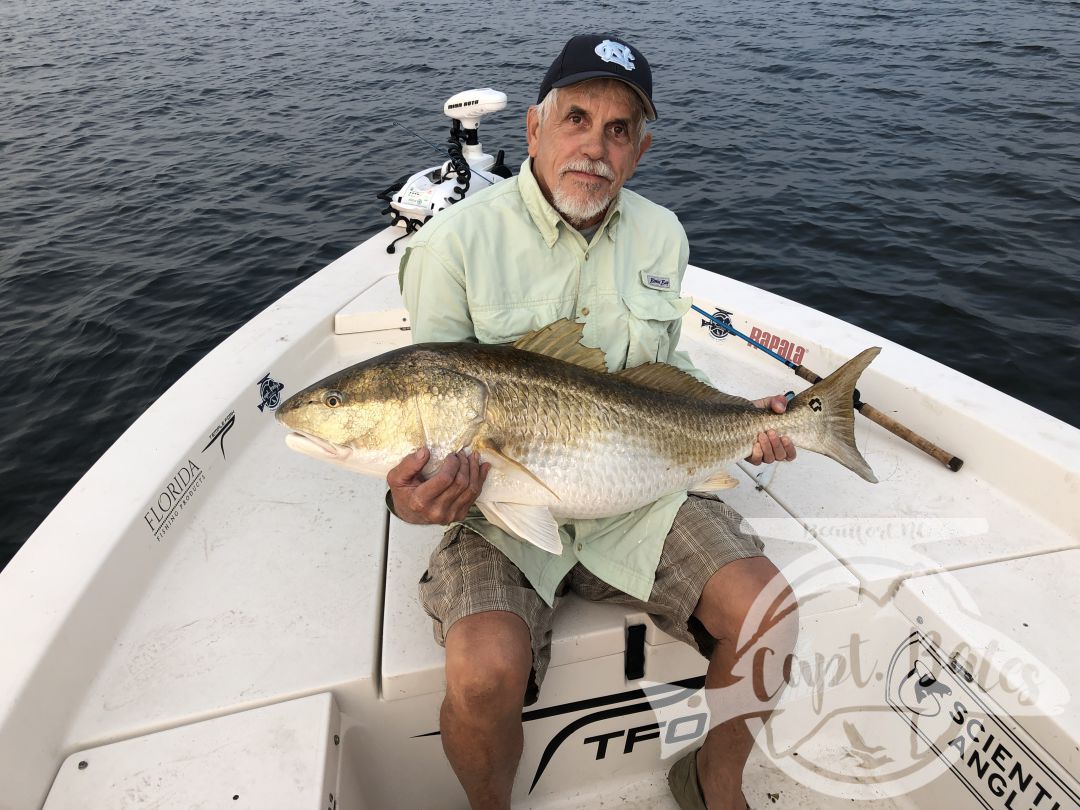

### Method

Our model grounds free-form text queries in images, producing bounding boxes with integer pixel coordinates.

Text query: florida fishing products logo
[257,373,284,412]
[142,459,206,541]
[701,308,734,340]
[641,518,1074,803]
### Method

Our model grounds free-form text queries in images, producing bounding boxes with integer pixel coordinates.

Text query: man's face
[526,82,652,228]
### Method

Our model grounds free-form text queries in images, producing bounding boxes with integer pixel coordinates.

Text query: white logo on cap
[594,40,635,71]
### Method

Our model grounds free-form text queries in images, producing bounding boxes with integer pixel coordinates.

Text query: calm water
[2,0,1078,570]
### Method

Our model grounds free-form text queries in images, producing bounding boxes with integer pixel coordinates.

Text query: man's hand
[387,448,490,525]
[745,395,797,465]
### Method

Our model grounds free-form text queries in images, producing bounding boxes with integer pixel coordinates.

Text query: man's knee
[444,611,533,712]
[694,557,798,645]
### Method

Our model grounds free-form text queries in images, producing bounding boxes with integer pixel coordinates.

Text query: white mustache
[560,159,614,181]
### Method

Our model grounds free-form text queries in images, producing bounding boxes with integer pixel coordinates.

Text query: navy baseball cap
[537,34,657,121]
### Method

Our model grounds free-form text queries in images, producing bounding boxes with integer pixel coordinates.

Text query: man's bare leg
[441,611,534,810]
[693,557,798,810]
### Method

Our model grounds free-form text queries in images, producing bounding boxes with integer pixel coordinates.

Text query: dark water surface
[2,0,1079,570]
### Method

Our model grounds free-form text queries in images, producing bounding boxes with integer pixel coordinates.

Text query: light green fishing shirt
[398,158,719,606]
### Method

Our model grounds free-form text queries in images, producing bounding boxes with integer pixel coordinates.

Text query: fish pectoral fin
[694,470,741,490]
[476,500,563,555]
[475,438,560,502]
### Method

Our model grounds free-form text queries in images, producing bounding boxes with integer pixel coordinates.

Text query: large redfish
[277,320,878,553]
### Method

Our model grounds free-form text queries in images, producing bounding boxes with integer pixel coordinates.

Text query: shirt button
[584,253,590,261]
[576,543,583,552]
[581,307,590,316]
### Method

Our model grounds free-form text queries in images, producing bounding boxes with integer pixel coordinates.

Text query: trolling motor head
[380,88,512,250]
[443,88,507,131]
[442,88,508,166]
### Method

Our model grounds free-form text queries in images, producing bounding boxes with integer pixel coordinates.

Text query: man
[390,34,798,810]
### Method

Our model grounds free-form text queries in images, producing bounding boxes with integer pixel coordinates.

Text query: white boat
[3,92,1079,810]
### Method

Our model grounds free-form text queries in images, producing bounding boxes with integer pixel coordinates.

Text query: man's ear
[526,106,540,157]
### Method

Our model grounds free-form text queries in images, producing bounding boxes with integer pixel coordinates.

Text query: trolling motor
[380,88,512,252]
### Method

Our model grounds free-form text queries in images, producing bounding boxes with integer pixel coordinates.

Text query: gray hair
[533,79,648,147]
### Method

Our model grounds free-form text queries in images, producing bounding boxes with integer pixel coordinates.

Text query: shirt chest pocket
[470,302,571,346]
[621,289,692,367]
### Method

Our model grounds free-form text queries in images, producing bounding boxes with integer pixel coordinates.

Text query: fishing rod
[691,304,964,472]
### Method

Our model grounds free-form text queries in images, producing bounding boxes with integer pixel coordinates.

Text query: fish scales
[479,355,726,515]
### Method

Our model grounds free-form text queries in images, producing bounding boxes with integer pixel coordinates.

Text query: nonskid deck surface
[4,228,1078,809]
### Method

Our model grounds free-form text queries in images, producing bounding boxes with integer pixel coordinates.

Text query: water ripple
[2,0,1079,568]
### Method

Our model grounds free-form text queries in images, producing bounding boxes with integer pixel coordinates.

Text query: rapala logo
[747,326,806,365]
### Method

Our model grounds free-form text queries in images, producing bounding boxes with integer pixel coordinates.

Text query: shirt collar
[518,157,622,248]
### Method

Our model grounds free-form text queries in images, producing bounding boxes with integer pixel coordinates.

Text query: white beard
[552,185,613,226]
[553,159,616,227]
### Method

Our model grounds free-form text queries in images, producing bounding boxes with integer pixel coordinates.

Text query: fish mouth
[285,431,350,461]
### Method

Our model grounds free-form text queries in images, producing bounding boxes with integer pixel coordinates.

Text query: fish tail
[790,347,881,483]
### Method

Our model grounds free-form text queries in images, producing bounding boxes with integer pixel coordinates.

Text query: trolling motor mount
[381,88,511,250]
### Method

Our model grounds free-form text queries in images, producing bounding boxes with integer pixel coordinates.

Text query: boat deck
[4,228,1079,809]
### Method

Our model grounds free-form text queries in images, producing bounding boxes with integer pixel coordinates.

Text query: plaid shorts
[417,494,765,705]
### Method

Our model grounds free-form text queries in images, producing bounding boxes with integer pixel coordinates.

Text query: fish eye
[323,391,344,408]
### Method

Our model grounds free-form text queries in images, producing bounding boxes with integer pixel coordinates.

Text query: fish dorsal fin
[512,319,608,373]
[615,363,750,405]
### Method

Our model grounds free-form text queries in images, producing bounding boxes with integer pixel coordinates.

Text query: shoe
[667,748,707,810]
[666,748,752,809]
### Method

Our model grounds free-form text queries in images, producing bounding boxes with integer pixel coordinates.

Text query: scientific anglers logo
[641,518,1073,802]
[143,459,205,541]
[202,411,235,460]
[887,631,1080,810]
[701,308,733,340]
[257,373,284,412]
